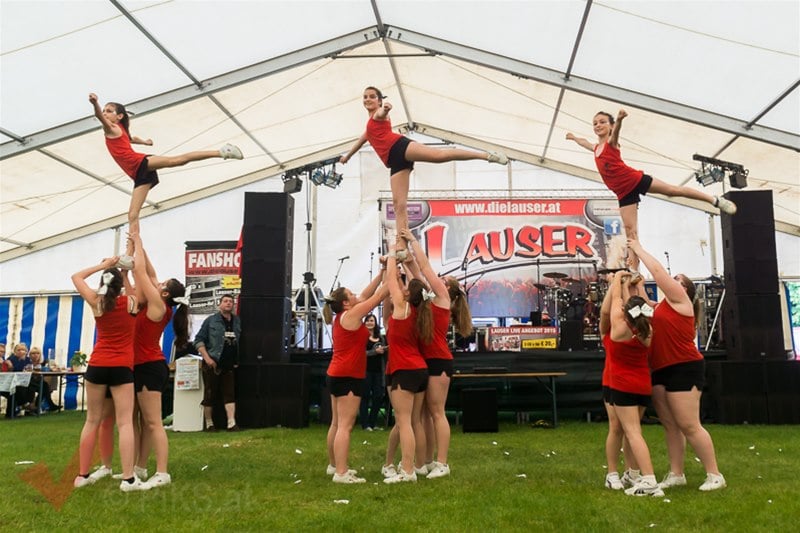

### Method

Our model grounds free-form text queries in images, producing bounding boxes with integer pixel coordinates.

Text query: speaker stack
[237,192,310,428]
[711,190,794,424]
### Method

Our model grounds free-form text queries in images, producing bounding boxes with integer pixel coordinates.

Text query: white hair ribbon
[96,272,114,295]
[628,304,653,319]
[422,288,435,302]
[172,285,191,307]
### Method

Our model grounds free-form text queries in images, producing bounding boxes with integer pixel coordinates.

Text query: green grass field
[2,412,798,532]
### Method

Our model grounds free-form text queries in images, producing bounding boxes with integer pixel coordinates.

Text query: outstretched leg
[390,169,412,237]
[404,141,506,165]
[127,184,151,237]
[145,143,242,171]
[648,177,736,214]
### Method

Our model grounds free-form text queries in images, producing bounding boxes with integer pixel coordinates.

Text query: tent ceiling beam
[0,27,382,159]
[386,26,800,152]
[0,141,355,263]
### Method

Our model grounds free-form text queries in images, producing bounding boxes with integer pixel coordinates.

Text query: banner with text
[185,241,241,316]
[380,197,623,318]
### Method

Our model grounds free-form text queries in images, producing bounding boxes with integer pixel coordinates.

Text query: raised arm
[340,132,368,164]
[130,135,153,146]
[565,132,594,152]
[400,228,448,305]
[627,238,691,312]
[71,257,120,308]
[609,271,630,341]
[608,109,627,148]
[373,100,392,120]
[132,234,166,321]
[358,270,384,302]
[598,274,615,336]
[88,93,121,138]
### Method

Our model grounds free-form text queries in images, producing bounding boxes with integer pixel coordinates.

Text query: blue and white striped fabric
[0,294,175,409]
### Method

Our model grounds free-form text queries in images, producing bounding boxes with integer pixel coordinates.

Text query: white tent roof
[2,0,799,262]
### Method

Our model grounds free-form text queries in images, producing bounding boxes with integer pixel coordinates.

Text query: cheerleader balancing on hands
[89,93,243,244]
[566,109,737,271]
[340,86,509,250]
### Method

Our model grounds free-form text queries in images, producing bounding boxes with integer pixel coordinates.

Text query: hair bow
[628,304,653,319]
[172,285,192,307]
[96,272,114,295]
[422,288,435,302]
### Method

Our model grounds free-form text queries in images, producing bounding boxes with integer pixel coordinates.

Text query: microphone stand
[330,256,348,294]
[461,256,468,300]
[664,251,672,276]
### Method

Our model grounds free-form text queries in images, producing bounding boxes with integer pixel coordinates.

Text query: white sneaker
[220,143,243,160]
[134,466,149,481]
[658,471,687,489]
[73,475,95,488]
[143,472,171,489]
[381,464,398,478]
[427,462,450,479]
[332,471,366,484]
[487,151,509,165]
[414,464,429,476]
[88,465,112,482]
[624,476,665,497]
[326,464,357,476]
[395,249,408,262]
[698,473,726,492]
[383,469,417,484]
[621,468,641,488]
[115,255,134,270]
[715,196,737,215]
[605,472,623,490]
[119,477,150,492]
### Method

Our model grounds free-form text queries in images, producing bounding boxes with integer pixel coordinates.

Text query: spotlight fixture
[310,167,344,189]
[692,154,748,189]
[282,156,344,192]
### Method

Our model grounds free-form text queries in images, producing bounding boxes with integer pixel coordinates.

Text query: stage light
[695,166,725,187]
[310,167,343,189]
[693,153,749,189]
[729,170,748,189]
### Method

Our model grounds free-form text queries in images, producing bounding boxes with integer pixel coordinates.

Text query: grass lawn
[2,411,798,532]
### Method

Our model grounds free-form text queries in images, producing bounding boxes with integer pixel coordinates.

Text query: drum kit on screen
[536,268,627,335]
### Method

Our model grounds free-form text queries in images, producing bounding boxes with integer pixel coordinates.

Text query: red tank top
[327,313,370,378]
[105,127,146,179]
[387,306,427,374]
[91,295,136,369]
[649,300,702,371]
[608,334,651,395]
[594,143,644,200]
[601,333,613,387]
[420,304,452,360]
[366,117,403,167]
[134,304,172,365]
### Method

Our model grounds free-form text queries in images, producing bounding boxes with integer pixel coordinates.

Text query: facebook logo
[604,218,622,236]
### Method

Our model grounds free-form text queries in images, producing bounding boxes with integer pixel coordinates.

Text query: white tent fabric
[1,1,799,266]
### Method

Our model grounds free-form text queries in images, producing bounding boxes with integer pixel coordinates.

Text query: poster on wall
[487,326,560,351]
[379,196,624,319]
[185,241,241,334]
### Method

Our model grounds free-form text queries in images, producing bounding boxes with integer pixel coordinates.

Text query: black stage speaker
[462,388,498,432]
[240,192,294,298]
[766,361,800,424]
[238,296,292,363]
[559,320,583,351]
[722,294,784,361]
[720,190,778,295]
[530,311,542,326]
[236,363,310,428]
[705,361,768,424]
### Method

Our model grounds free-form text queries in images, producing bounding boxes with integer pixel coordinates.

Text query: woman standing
[130,234,189,489]
[322,272,387,484]
[359,314,386,431]
[628,238,726,492]
[71,258,145,492]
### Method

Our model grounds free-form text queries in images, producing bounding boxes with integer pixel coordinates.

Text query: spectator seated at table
[4,343,33,417]
[28,347,62,412]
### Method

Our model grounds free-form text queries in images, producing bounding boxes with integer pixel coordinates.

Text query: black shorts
[426,358,454,377]
[618,174,653,207]
[609,388,650,407]
[651,359,705,392]
[327,376,364,397]
[134,156,160,189]
[134,360,169,393]
[201,363,236,406]
[85,365,134,387]
[602,385,612,404]
[389,369,428,393]
[387,136,414,175]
